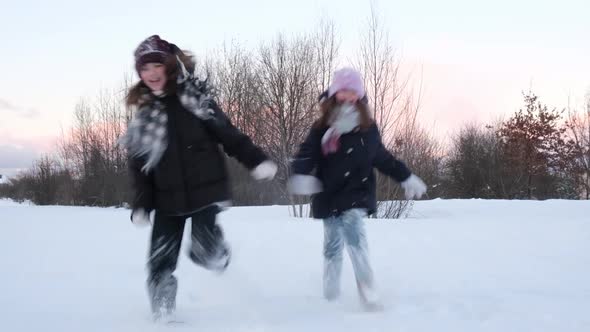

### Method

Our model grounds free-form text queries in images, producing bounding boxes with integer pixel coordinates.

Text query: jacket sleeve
[372,126,412,183]
[129,156,155,212]
[202,100,268,169]
[291,128,322,175]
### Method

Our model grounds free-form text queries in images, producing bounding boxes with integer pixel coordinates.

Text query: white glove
[401,174,427,200]
[131,208,151,227]
[251,160,278,181]
[287,174,323,195]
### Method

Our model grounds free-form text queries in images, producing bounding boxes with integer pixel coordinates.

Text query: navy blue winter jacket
[291,123,411,218]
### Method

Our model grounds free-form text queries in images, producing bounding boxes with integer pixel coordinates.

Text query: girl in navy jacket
[289,68,426,309]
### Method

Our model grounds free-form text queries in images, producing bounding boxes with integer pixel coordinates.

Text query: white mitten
[401,174,427,200]
[131,208,151,227]
[287,174,323,195]
[251,160,278,181]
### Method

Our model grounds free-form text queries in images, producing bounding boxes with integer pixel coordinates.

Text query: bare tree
[357,3,413,140]
[215,42,266,144]
[314,17,341,94]
[55,85,131,206]
[256,31,338,216]
[208,42,277,205]
[355,3,434,218]
[206,21,340,213]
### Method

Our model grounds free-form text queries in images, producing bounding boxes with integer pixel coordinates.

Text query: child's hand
[131,208,151,227]
[288,174,323,195]
[251,160,278,181]
[401,174,427,200]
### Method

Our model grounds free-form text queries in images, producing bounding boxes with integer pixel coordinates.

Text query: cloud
[0,98,40,118]
[0,145,39,169]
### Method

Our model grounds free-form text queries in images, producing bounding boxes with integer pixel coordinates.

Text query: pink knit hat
[327,68,365,98]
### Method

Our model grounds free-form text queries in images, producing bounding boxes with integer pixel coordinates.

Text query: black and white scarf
[120,57,216,173]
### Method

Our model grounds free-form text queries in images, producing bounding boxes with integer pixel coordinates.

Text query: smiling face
[139,62,167,93]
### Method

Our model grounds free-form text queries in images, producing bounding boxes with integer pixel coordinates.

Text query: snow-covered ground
[0,199,589,331]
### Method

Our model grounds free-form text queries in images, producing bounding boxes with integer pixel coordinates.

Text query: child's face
[139,62,167,93]
[335,90,360,104]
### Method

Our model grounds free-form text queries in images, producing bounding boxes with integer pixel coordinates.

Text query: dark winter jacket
[291,123,411,218]
[130,95,267,216]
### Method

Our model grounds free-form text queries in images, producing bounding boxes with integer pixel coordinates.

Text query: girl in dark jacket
[120,35,277,320]
[288,68,426,310]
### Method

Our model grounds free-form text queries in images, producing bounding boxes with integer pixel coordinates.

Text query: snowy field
[0,198,589,332]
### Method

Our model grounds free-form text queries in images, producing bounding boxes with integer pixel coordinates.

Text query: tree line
[1,9,588,217]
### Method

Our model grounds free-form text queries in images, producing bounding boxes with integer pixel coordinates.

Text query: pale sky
[1,0,588,175]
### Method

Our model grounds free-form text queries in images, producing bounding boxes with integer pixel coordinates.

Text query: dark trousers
[147,206,230,316]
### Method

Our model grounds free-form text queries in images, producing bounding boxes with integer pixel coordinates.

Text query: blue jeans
[323,208,374,300]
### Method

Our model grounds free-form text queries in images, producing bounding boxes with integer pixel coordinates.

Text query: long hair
[126,45,195,108]
[313,95,374,130]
